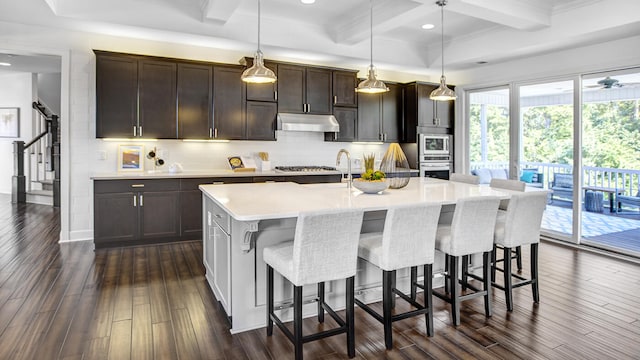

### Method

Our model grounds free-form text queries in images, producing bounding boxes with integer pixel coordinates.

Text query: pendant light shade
[241,0,277,84]
[356,0,388,94]
[430,0,456,101]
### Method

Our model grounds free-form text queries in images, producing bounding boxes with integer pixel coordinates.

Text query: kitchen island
[199,177,512,333]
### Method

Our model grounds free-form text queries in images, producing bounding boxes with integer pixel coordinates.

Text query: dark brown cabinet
[138,59,177,138]
[244,60,278,102]
[332,71,358,107]
[403,82,455,142]
[355,82,402,142]
[96,53,138,138]
[213,66,246,140]
[246,101,277,140]
[326,107,357,142]
[178,63,213,139]
[277,64,332,114]
[94,179,180,248]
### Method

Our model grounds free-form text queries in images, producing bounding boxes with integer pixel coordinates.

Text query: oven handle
[420,163,450,171]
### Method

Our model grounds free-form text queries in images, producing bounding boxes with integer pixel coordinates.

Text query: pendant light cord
[369,0,374,68]
[440,0,445,77]
[257,0,262,52]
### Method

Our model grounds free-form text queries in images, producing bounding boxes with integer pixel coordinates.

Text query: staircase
[12,101,60,207]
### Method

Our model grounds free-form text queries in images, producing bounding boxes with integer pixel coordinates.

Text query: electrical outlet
[158,150,168,159]
[97,150,107,160]
[207,211,211,226]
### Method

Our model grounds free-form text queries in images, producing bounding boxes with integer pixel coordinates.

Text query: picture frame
[117,145,144,172]
[0,107,20,138]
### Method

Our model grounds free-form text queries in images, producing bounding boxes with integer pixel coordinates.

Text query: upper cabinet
[403,82,455,142]
[277,64,332,114]
[242,58,278,102]
[96,53,138,138]
[138,59,177,138]
[212,66,246,140]
[332,71,358,107]
[354,82,402,143]
[177,63,213,139]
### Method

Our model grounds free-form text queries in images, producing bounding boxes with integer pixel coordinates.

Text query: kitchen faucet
[336,149,352,188]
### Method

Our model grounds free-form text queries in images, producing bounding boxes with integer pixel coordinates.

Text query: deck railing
[470,162,640,197]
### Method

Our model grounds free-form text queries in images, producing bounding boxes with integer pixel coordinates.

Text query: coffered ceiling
[1,0,639,78]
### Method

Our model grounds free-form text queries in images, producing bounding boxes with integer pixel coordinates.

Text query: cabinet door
[178,63,213,139]
[246,61,278,102]
[96,54,138,138]
[381,83,402,142]
[138,59,177,138]
[357,92,382,142]
[94,192,138,242]
[140,191,180,239]
[213,224,232,314]
[434,94,454,128]
[306,68,332,114]
[332,71,357,107]
[213,66,246,139]
[180,189,203,239]
[246,101,277,140]
[277,64,306,113]
[417,83,436,127]
[331,107,357,142]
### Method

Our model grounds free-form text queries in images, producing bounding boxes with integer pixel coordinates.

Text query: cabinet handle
[133,126,137,137]
[274,90,278,101]
[139,126,143,136]
[133,195,137,207]
[214,128,218,138]
[212,181,224,185]
[131,184,145,188]
[209,128,213,138]
[139,194,143,207]
[383,133,387,141]
[333,95,337,105]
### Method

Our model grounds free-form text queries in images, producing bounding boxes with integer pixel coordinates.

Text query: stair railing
[12,101,60,206]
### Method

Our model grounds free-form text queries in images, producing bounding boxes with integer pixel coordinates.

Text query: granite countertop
[199,177,511,221]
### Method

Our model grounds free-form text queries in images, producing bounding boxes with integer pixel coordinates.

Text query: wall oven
[418,133,452,180]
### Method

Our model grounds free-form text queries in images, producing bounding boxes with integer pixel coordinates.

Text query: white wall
[37,73,61,115]
[0,72,33,194]
[1,20,638,242]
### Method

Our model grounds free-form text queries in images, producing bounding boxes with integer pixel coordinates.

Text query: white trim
[62,230,94,243]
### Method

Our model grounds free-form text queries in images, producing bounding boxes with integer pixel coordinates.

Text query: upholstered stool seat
[356,203,441,349]
[264,209,364,360]
[489,178,527,274]
[492,191,548,311]
[414,196,500,326]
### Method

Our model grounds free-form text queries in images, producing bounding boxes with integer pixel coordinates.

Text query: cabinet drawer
[207,199,231,234]
[94,179,180,193]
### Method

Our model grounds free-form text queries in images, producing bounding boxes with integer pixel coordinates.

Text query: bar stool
[356,203,442,349]
[492,191,547,311]
[450,173,480,184]
[489,178,526,275]
[263,209,364,360]
[414,196,500,326]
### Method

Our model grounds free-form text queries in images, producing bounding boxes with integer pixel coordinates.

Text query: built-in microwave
[419,134,451,156]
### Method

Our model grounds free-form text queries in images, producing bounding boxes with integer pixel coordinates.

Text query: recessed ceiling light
[421,23,435,30]
[301,0,315,4]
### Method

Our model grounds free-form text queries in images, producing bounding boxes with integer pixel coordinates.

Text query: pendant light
[241,0,277,84]
[356,0,389,94]
[430,0,456,101]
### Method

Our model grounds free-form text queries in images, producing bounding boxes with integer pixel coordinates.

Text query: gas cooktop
[274,166,337,172]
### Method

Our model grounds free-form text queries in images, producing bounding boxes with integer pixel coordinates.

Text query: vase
[380,143,411,189]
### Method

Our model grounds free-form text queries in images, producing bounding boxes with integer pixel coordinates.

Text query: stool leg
[449,255,460,326]
[382,270,394,349]
[531,243,540,303]
[491,245,497,283]
[294,285,303,360]
[503,247,514,311]
[410,266,418,300]
[318,282,325,323]
[424,264,434,337]
[346,276,355,358]
[444,255,450,295]
[391,270,397,309]
[267,265,274,336]
[483,251,492,318]
[461,255,469,291]
[516,246,523,272]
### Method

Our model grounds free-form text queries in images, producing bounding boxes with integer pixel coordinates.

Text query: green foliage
[363,153,375,172]
[361,170,386,181]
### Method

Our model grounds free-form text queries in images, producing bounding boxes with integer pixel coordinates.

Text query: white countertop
[199,177,514,221]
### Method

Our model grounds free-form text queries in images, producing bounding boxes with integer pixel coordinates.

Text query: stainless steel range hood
[276,113,340,132]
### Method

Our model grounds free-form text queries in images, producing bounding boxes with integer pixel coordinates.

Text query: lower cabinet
[94,179,180,248]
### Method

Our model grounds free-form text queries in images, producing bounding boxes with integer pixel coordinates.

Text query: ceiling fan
[585,76,640,89]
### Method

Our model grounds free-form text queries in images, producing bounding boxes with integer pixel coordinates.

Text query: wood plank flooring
[1,195,640,359]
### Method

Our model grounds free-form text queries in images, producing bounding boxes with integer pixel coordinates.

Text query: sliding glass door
[468,87,510,174]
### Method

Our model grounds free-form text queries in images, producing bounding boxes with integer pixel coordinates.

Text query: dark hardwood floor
[1,196,640,359]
